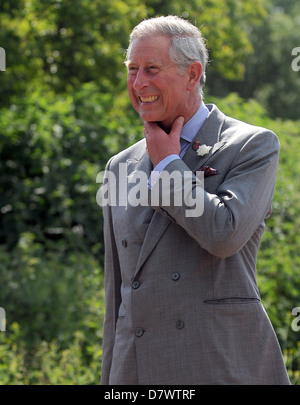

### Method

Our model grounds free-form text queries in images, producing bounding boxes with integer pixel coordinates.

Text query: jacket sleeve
[150,129,280,258]
[100,158,122,385]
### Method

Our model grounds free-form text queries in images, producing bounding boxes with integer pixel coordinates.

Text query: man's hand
[144,116,184,167]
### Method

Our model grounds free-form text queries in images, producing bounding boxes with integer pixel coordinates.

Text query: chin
[139,112,162,123]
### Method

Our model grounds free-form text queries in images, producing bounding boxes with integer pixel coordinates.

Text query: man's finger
[144,121,160,140]
[170,116,184,138]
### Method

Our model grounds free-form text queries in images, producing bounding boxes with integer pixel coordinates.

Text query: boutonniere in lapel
[192,140,212,157]
[192,141,219,177]
[192,140,223,177]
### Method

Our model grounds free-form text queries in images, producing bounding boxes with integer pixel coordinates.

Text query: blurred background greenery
[0,0,299,384]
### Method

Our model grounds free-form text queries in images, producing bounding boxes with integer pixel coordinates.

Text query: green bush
[0,236,104,384]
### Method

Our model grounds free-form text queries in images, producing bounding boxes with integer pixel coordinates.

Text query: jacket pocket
[204,297,260,305]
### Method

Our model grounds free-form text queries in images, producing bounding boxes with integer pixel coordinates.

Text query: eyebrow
[125,59,164,68]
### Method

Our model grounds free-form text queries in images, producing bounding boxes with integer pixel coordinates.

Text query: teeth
[140,95,159,103]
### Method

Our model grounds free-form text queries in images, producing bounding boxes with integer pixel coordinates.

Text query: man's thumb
[171,116,184,137]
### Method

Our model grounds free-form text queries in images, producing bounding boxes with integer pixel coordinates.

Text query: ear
[186,61,203,91]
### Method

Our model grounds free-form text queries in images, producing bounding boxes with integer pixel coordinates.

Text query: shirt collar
[181,101,209,143]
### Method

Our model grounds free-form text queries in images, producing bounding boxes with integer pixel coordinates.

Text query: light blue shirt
[149,101,209,187]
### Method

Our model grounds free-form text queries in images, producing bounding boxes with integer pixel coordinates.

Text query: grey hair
[125,15,209,96]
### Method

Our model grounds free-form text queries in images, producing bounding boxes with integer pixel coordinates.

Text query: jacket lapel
[134,211,170,278]
[131,104,227,277]
[126,141,155,242]
[182,104,226,173]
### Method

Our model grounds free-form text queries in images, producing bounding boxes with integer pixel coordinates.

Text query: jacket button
[122,239,128,247]
[135,327,144,337]
[132,280,140,289]
[171,272,180,281]
[176,320,184,330]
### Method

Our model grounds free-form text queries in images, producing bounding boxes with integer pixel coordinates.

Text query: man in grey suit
[100,15,290,385]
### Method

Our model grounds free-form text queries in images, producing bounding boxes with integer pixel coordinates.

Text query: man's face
[126,35,191,129]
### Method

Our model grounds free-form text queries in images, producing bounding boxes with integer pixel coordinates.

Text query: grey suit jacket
[100,104,290,385]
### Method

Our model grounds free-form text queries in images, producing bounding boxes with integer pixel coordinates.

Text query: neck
[158,96,202,133]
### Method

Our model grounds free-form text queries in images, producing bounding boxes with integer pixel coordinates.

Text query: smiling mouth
[139,95,159,103]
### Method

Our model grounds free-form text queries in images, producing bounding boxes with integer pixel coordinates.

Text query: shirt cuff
[148,154,181,189]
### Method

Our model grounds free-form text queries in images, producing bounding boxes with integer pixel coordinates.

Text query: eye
[128,65,138,74]
[148,66,159,73]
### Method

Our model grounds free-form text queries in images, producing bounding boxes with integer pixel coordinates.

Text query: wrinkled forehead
[126,35,171,64]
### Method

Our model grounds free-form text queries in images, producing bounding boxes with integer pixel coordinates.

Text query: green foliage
[0,87,102,251]
[0,238,104,384]
[209,0,300,120]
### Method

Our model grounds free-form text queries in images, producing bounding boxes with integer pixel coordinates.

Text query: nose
[133,68,149,91]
